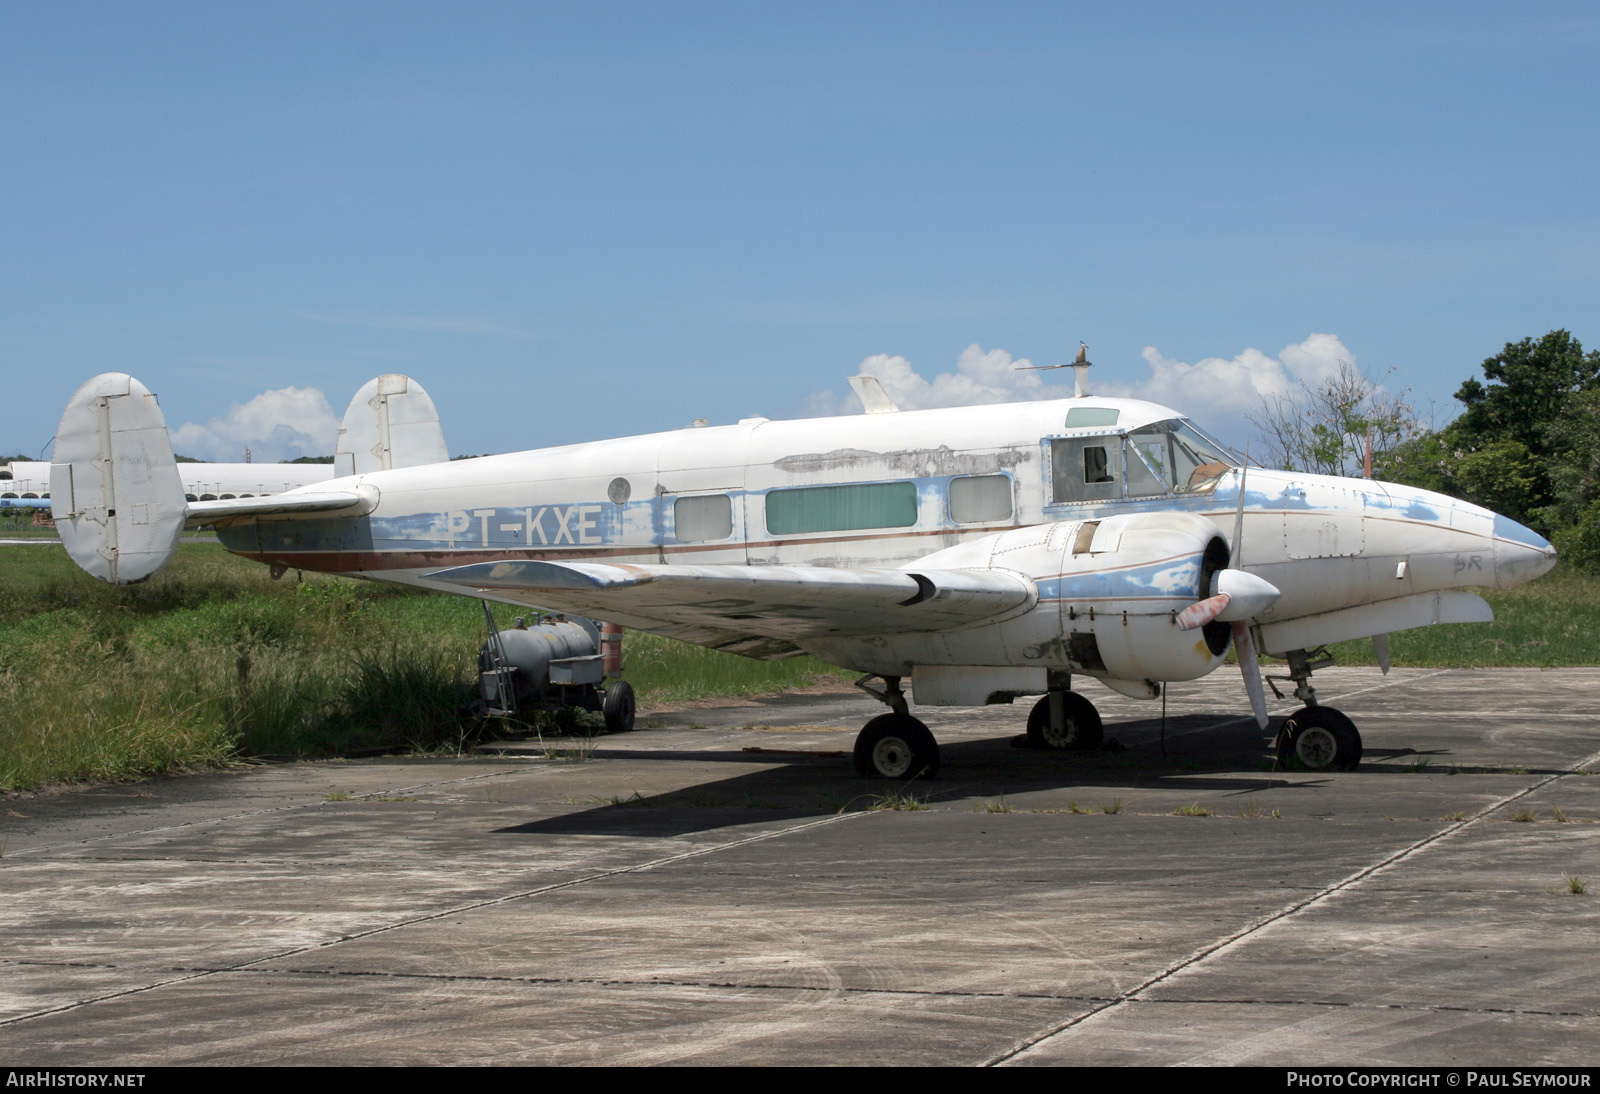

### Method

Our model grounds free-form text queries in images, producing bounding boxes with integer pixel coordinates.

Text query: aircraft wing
[425,559,1036,658]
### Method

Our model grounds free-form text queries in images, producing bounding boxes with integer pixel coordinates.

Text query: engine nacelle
[805,511,1234,694]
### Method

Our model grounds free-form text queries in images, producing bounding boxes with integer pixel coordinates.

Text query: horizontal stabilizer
[185,486,378,526]
[425,559,1035,641]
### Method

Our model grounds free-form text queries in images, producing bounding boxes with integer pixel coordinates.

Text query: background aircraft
[48,370,1556,779]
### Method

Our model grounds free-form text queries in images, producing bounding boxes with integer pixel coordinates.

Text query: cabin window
[949,474,1012,523]
[674,494,733,542]
[1051,439,1119,504]
[766,481,918,535]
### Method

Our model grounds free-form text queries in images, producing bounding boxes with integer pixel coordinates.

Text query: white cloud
[806,343,1068,416]
[1097,333,1355,442]
[809,334,1356,447]
[170,387,340,462]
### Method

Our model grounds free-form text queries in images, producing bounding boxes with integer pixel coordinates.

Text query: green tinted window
[766,482,918,534]
[1065,407,1120,428]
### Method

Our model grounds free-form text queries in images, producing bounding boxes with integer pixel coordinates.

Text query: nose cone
[1493,514,1558,587]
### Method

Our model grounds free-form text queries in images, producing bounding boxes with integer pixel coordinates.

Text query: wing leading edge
[425,559,1036,658]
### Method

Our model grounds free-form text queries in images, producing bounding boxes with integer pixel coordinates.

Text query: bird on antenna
[1014,341,1090,371]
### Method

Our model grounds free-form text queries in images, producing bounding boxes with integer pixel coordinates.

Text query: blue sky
[4,2,1596,461]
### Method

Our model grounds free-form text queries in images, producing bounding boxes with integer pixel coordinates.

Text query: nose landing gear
[1270,648,1362,772]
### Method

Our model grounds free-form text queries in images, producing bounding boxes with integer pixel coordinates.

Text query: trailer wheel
[603,680,636,734]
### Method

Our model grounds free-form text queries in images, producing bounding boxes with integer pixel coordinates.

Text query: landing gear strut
[852,675,939,780]
[1026,690,1103,751]
[1269,648,1362,771]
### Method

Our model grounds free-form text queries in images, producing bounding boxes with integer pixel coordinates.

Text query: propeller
[1176,461,1276,729]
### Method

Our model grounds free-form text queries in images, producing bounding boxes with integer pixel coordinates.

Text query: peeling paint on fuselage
[773,444,1031,478]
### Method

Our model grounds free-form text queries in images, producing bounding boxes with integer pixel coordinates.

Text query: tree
[1248,361,1424,478]
[1454,330,1600,462]
[1380,330,1600,563]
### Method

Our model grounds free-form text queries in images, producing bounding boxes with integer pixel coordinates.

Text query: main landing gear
[851,675,939,779]
[1270,648,1362,772]
[849,674,1108,779]
[1025,690,1103,752]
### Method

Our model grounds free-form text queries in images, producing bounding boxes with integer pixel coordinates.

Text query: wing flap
[424,559,1035,641]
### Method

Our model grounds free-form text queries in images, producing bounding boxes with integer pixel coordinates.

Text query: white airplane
[48,369,1557,780]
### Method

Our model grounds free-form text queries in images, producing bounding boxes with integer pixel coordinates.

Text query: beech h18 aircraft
[50,367,1556,780]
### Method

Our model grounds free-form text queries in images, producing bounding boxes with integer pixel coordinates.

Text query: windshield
[1126,419,1236,495]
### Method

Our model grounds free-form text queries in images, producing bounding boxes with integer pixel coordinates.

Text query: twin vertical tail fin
[50,373,186,585]
[334,374,448,476]
[50,371,449,586]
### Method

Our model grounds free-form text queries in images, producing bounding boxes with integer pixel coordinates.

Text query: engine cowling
[805,511,1234,688]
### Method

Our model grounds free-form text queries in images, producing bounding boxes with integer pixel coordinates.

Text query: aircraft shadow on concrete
[493,713,1346,838]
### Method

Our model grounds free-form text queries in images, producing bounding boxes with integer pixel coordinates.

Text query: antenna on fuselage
[1014,340,1091,396]
[1072,352,1091,398]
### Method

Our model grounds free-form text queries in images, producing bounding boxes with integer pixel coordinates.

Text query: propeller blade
[1232,461,1249,568]
[1234,621,1269,729]
[1177,593,1230,631]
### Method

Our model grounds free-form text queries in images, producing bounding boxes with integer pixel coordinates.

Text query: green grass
[869,789,929,811]
[619,629,845,702]
[1322,565,1600,667]
[0,543,847,791]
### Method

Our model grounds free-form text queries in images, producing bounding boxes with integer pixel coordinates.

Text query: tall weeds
[0,543,844,790]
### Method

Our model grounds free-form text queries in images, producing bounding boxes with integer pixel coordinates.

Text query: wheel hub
[1295,726,1337,768]
[872,736,914,778]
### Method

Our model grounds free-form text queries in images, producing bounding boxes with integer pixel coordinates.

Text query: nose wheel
[1276,706,1362,771]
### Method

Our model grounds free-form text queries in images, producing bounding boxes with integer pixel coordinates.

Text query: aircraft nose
[1493,514,1558,587]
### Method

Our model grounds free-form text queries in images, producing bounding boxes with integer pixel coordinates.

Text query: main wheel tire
[1026,692,1104,751]
[602,680,636,734]
[1277,706,1362,771]
[853,713,940,780]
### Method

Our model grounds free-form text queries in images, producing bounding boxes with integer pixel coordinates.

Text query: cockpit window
[1127,419,1235,495]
